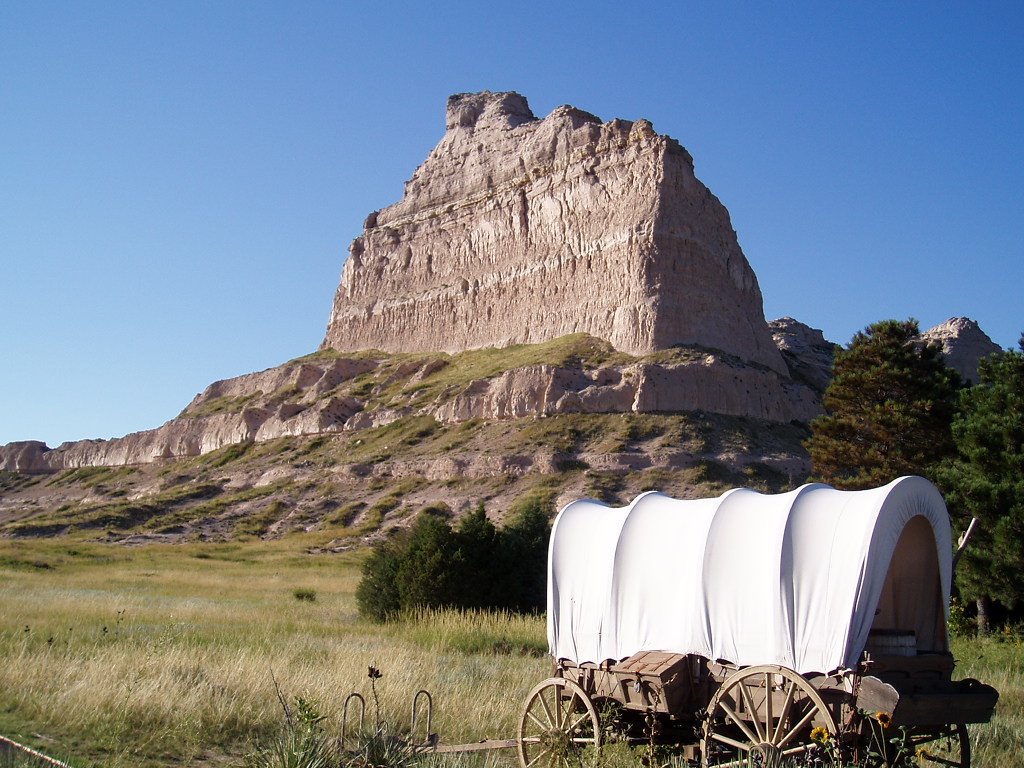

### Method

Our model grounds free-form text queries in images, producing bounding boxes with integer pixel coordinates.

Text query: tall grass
[951,633,1024,766]
[0,539,547,767]
[0,538,1021,767]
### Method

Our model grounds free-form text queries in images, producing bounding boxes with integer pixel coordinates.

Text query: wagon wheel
[905,723,970,768]
[517,677,601,768]
[701,664,837,767]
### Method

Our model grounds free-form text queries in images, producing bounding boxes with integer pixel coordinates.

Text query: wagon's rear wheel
[701,664,837,767]
[906,722,970,768]
[517,677,600,768]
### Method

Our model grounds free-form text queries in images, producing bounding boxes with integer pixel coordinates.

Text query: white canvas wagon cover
[547,476,952,675]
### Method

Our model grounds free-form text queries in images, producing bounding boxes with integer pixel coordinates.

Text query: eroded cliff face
[323,91,786,375]
[0,337,821,473]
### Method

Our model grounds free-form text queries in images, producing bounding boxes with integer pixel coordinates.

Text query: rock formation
[921,317,1002,384]
[768,318,836,393]
[323,91,787,375]
[4,93,1001,481]
[1,338,820,473]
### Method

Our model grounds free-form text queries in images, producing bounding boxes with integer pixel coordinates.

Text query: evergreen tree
[355,499,552,622]
[497,497,551,612]
[452,502,498,608]
[355,537,403,622]
[806,319,961,489]
[936,336,1024,632]
[395,509,460,610]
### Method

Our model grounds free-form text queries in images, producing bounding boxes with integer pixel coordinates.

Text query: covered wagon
[519,476,998,767]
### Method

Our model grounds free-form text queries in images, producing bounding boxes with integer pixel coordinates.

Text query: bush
[356,499,551,622]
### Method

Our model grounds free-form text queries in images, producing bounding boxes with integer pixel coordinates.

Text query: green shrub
[355,498,551,622]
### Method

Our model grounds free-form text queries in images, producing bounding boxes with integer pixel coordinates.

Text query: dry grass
[0,539,548,767]
[951,633,1024,767]
[0,537,1020,767]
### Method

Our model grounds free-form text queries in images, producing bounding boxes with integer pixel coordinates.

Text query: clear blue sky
[2,2,1022,448]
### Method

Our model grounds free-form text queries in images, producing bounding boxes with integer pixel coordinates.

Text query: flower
[874,711,893,729]
[810,726,831,744]
[917,747,930,760]
[367,666,382,680]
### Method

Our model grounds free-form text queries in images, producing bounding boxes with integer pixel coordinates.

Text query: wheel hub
[750,743,781,764]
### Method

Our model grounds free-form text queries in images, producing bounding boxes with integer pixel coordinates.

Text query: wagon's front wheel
[701,664,837,767]
[517,677,601,768]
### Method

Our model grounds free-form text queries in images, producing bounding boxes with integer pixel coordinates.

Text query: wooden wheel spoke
[710,732,752,751]
[717,700,760,744]
[771,679,796,743]
[703,665,837,768]
[781,743,813,757]
[737,681,764,742]
[537,689,556,729]
[707,756,751,768]
[525,747,551,768]
[519,678,600,768]
[565,710,591,735]
[776,705,817,750]
[557,692,581,733]
[526,711,548,732]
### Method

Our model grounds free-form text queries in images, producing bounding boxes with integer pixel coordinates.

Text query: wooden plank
[857,676,999,726]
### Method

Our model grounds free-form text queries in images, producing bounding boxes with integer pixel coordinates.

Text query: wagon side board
[559,652,709,716]
[857,675,999,726]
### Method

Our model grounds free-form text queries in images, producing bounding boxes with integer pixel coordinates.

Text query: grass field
[0,537,1020,767]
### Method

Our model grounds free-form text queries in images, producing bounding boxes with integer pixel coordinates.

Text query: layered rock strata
[1,341,820,473]
[323,91,787,375]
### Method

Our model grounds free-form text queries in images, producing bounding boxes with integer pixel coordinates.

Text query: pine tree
[496,498,551,612]
[452,502,498,608]
[936,336,1024,631]
[395,509,461,610]
[355,537,403,622]
[806,319,961,489]
[355,499,552,621]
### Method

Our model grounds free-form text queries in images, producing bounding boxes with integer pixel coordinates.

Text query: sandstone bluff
[324,92,785,373]
[0,93,1002,508]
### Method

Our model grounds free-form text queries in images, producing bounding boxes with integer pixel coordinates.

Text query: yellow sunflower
[875,711,893,729]
[810,726,831,744]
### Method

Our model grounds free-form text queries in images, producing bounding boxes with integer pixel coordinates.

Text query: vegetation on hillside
[1,407,808,545]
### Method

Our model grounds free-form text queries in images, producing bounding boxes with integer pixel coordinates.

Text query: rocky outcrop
[921,317,1002,384]
[768,318,836,393]
[434,358,819,424]
[7,92,999,479]
[1,339,822,472]
[0,441,52,473]
[0,357,380,473]
[323,91,787,375]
